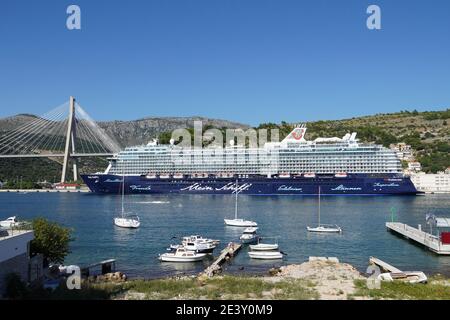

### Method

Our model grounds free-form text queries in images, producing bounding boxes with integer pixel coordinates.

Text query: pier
[386,222,450,255]
[0,189,90,193]
[201,242,242,277]
[369,256,402,273]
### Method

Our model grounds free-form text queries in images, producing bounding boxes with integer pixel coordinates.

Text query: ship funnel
[350,132,357,141]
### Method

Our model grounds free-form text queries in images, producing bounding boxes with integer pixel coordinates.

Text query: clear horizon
[1,0,449,126]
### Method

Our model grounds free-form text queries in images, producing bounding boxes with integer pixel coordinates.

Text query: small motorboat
[169,241,216,254]
[186,235,220,246]
[159,248,207,262]
[249,243,279,251]
[377,271,428,284]
[240,227,259,244]
[0,216,20,228]
[248,251,283,260]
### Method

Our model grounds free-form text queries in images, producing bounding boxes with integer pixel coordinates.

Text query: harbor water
[1,193,449,278]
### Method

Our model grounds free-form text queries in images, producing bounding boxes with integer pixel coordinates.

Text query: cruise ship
[81,126,418,195]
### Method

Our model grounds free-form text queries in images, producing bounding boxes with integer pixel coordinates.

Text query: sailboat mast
[318,186,321,227]
[235,178,238,219]
[121,163,125,217]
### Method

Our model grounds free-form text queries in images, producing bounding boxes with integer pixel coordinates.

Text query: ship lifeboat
[159,174,170,179]
[279,173,291,178]
[146,173,157,179]
[304,173,316,178]
[173,173,184,179]
[334,173,347,178]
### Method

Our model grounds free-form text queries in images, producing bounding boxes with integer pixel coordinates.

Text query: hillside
[98,116,249,147]
[0,109,448,184]
[255,109,449,173]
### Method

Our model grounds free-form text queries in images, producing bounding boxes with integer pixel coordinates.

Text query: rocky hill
[98,116,250,147]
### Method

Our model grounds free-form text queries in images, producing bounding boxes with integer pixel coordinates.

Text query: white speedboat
[249,243,279,251]
[159,248,207,262]
[240,227,259,244]
[307,186,342,233]
[0,216,19,228]
[248,251,283,260]
[114,172,140,229]
[224,179,257,227]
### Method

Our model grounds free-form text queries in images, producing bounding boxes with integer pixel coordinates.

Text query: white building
[408,162,422,172]
[0,227,43,297]
[390,143,414,161]
[411,172,450,193]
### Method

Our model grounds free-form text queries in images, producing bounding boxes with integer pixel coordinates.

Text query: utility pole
[61,96,77,183]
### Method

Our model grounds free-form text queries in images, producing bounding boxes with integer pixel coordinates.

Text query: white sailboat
[307,186,342,233]
[114,172,140,229]
[224,179,257,227]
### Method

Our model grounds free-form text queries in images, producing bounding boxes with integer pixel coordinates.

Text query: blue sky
[0,0,449,125]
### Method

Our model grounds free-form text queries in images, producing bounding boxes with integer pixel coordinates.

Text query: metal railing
[0,221,33,240]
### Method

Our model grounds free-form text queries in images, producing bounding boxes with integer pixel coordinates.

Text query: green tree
[31,218,73,266]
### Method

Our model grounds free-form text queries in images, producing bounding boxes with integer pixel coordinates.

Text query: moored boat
[248,251,283,260]
[240,227,259,244]
[0,216,19,228]
[159,248,207,262]
[307,186,342,233]
[224,179,258,227]
[249,243,279,251]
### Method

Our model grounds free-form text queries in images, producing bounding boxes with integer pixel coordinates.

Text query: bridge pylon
[61,96,78,183]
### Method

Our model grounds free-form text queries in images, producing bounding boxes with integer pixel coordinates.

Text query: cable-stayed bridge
[0,97,120,183]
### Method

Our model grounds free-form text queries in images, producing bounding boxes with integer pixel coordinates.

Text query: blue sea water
[1,193,449,278]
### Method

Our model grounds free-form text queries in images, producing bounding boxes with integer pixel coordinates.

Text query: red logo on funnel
[291,129,304,140]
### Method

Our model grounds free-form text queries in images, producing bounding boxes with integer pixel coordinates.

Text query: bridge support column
[61,96,76,183]
[71,129,78,181]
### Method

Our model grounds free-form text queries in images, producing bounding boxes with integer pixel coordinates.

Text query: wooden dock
[386,222,450,255]
[201,242,242,277]
[369,256,402,273]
